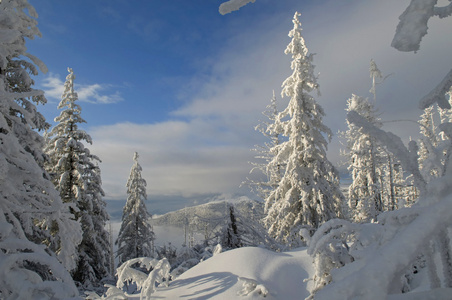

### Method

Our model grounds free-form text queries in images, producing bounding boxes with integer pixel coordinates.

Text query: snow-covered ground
[97,242,452,300]
[149,246,313,299]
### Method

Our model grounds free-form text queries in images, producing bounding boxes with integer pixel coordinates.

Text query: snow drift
[152,246,314,299]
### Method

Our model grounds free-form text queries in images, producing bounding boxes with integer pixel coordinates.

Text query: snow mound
[152,247,314,299]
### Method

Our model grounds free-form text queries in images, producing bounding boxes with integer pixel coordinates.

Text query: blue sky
[26,0,452,211]
[28,0,306,125]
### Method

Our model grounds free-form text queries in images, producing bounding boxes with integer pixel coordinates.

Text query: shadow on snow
[156,272,237,299]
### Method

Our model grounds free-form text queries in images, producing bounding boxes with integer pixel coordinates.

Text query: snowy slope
[151,247,314,299]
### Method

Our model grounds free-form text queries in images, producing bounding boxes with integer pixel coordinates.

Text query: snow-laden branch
[0,208,79,299]
[219,0,256,15]
[434,2,452,19]
[419,68,452,110]
[391,0,436,52]
[392,0,452,52]
[112,257,170,300]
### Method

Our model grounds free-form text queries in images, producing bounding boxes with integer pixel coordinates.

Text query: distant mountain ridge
[152,197,264,233]
[105,194,257,221]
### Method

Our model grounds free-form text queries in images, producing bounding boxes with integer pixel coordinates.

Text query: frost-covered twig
[307,219,359,297]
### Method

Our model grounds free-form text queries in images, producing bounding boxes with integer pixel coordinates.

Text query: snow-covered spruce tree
[72,155,112,288]
[0,0,80,297]
[341,94,384,222]
[228,202,279,249]
[45,68,90,205]
[245,90,283,201]
[116,152,155,266]
[44,68,111,287]
[264,12,344,247]
[218,205,243,250]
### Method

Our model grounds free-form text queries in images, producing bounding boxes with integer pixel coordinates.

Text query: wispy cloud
[42,73,123,104]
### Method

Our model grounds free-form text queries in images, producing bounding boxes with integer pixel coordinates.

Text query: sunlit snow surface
[149,247,314,299]
[119,245,452,299]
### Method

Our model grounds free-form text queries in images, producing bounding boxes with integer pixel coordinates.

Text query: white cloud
[41,73,123,104]
[89,121,254,200]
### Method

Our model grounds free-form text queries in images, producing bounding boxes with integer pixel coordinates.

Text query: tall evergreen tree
[341,94,384,222]
[116,152,155,266]
[263,12,344,246]
[0,0,79,297]
[44,68,111,287]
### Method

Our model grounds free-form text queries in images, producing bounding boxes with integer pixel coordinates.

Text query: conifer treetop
[59,67,77,107]
[285,12,308,57]
[54,68,86,130]
[127,151,147,201]
[282,12,319,99]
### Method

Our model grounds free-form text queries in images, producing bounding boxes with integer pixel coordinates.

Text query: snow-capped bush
[213,243,223,256]
[237,277,269,297]
[100,257,171,300]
